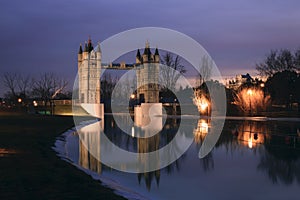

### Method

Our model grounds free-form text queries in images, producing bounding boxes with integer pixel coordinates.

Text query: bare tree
[121,74,136,101]
[197,55,213,87]
[2,72,18,98]
[101,73,118,100]
[193,56,214,114]
[160,52,186,91]
[233,88,270,114]
[32,73,68,114]
[17,74,33,99]
[295,48,300,72]
[2,72,33,102]
[256,49,298,77]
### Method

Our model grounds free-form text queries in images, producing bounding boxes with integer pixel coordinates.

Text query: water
[55,115,300,200]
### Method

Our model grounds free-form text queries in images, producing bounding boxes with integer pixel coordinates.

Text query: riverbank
[0,112,125,200]
[55,114,300,200]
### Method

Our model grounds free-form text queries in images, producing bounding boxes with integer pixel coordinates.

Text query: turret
[78,43,83,62]
[96,42,102,70]
[87,36,94,52]
[154,47,159,63]
[136,49,141,64]
[83,41,88,59]
[142,41,153,63]
[84,41,88,52]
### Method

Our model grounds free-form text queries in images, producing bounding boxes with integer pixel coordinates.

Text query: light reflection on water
[0,148,18,157]
[65,115,300,199]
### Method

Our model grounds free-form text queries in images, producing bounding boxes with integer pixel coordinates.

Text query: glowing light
[248,136,253,149]
[0,148,18,157]
[247,89,253,96]
[131,126,135,137]
[260,83,265,88]
[194,119,209,143]
[130,94,135,99]
[33,100,38,107]
[199,120,208,134]
[193,93,210,114]
[200,102,208,111]
[18,98,22,103]
[233,88,271,114]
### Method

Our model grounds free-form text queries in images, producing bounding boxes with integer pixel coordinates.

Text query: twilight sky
[1,0,300,95]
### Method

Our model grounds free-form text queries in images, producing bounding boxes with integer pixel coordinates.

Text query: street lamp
[130,93,136,112]
[247,89,253,116]
[33,101,38,107]
[130,94,135,99]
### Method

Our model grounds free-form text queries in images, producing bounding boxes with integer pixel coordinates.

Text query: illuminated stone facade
[77,37,101,104]
[78,38,160,106]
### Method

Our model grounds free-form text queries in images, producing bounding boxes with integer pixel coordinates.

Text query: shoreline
[0,113,126,199]
[53,124,149,200]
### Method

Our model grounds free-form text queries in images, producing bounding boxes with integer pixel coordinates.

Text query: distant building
[226,73,263,90]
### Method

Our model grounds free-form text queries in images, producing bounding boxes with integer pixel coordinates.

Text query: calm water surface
[61,115,300,200]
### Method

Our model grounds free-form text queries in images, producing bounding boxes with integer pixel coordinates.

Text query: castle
[77,37,160,106]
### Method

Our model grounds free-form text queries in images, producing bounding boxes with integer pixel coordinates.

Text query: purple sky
[1,0,300,96]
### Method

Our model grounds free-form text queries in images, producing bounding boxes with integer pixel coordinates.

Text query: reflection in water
[234,121,269,149]
[228,120,300,185]
[258,149,300,185]
[193,119,209,144]
[0,148,18,157]
[77,116,186,190]
[79,122,103,174]
[75,116,300,195]
[136,117,161,190]
[193,119,214,171]
[257,125,300,185]
[195,119,300,184]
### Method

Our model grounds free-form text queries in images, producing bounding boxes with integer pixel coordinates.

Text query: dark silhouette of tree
[265,70,297,109]
[197,55,213,87]
[256,49,298,77]
[17,74,33,100]
[2,72,33,103]
[2,72,17,98]
[32,73,68,114]
[258,142,300,185]
[294,48,300,71]
[160,52,186,91]
[100,73,117,112]
[296,75,300,111]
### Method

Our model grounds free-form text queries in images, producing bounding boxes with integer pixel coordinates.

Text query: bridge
[77,37,162,118]
[101,62,135,70]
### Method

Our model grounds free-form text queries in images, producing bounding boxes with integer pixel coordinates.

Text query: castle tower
[78,37,101,104]
[136,42,160,104]
[136,49,141,64]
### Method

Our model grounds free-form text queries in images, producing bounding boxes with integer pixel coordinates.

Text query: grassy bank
[0,112,125,200]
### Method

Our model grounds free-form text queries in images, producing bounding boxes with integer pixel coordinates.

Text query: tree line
[2,72,70,109]
[256,49,300,76]
[256,48,300,111]
[3,48,299,115]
